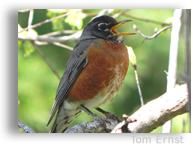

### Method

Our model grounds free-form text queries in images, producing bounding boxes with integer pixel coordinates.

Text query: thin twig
[18,31,82,43]
[123,13,171,26]
[133,24,172,43]
[51,42,73,51]
[18,120,35,133]
[96,9,111,17]
[127,47,144,106]
[32,43,61,80]
[84,12,98,17]
[113,9,130,19]
[134,69,144,106]
[40,30,79,37]
[28,9,34,36]
[18,9,81,33]
[34,41,73,51]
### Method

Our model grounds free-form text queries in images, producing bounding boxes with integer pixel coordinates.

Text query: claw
[96,107,121,122]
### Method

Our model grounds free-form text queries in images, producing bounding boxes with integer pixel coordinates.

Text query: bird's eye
[98,23,109,31]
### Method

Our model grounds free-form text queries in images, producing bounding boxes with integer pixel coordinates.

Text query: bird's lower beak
[110,20,135,36]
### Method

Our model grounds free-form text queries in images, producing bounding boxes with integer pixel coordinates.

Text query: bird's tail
[49,107,82,133]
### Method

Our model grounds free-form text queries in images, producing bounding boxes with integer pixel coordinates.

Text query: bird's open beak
[110,20,135,36]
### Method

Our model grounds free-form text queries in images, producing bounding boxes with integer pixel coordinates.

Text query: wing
[46,40,92,126]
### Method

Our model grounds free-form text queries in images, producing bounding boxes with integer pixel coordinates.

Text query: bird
[46,15,135,133]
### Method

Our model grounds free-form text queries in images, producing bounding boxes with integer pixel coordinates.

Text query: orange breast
[68,39,129,102]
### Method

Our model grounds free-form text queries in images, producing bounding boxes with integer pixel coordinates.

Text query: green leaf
[65,11,86,30]
[47,9,68,31]
[18,24,37,56]
[127,46,137,69]
[23,41,35,57]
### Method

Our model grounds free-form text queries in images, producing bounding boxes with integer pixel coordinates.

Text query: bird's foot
[80,105,110,132]
[96,107,121,122]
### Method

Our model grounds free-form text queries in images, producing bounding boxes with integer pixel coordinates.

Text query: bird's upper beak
[110,20,135,36]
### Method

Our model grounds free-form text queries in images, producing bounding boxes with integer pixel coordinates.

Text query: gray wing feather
[46,40,92,126]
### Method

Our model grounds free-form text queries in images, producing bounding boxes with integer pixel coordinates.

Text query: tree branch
[65,119,119,133]
[18,31,82,43]
[18,120,35,133]
[112,84,188,133]
[162,9,182,133]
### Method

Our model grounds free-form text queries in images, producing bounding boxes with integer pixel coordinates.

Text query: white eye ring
[98,23,109,31]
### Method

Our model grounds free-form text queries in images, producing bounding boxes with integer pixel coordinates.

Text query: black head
[80,15,135,43]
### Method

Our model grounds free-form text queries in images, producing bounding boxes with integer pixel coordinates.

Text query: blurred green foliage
[18,9,190,133]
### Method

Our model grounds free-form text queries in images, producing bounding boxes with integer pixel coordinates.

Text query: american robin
[47,15,135,133]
